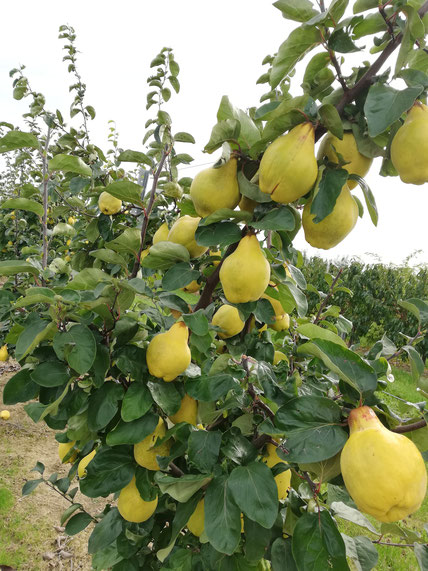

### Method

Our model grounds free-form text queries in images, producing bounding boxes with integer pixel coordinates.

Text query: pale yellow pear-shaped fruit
[146,321,191,382]
[98,191,122,215]
[340,406,427,522]
[220,234,270,303]
[0,410,11,420]
[211,305,245,339]
[117,476,158,522]
[390,102,428,185]
[209,250,222,266]
[187,498,205,536]
[264,443,292,500]
[239,195,257,214]
[302,185,358,250]
[77,449,96,478]
[58,441,77,463]
[318,132,373,189]
[259,123,318,204]
[0,345,9,361]
[134,417,171,470]
[190,158,240,217]
[167,215,208,258]
[261,289,290,332]
[168,394,198,425]
[153,222,169,244]
[273,350,288,366]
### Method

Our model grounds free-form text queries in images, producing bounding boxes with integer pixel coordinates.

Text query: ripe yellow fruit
[261,289,290,332]
[117,476,158,523]
[264,443,292,500]
[211,305,245,339]
[68,216,76,225]
[152,222,169,244]
[0,345,9,361]
[140,248,150,263]
[318,132,373,189]
[273,351,288,365]
[66,239,71,246]
[190,158,240,217]
[98,191,122,215]
[220,234,270,303]
[239,195,257,214]
[302,185,358,250]
[58,441,77,463]
[167,215,208,258]
[146,322,191,382]
[209,250,222,266]
[64,255,71,262]
[259,122,318,204]
[182,280,200,293]
[390,102,428,185]
[134,417,171,471]
[187,498,205,536]
[77,450,96,478]
[0,410,11,420]
[7,241,13,246]
[168,394,198,425]
[341,406,427,522]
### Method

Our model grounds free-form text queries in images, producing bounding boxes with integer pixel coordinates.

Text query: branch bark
[392,419,427,433]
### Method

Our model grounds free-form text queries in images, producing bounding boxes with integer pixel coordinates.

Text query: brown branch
[44,481,99,522]
[386,329,424,362]
[129,145,171,279]
[313,268,343,324]
[373,540,426,548]
[329,50,348,92]
[169,462,185,477]
[392,419,427,433]
[379,4,395,38]
[248,382,275,420]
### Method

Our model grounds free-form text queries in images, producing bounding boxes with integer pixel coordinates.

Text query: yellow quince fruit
[58,441,77,463]
[182,280,200,293]
[98,191,122,215]
[264,443,292,500]
[302,184,358,250]
[261,288,290,332]
[152,221,169,244]
[187,498,205,537]
[146,321,191,382]
[0,410,11,420]
[390,102,428,185]
[134,417,171,471]
[117,476,158,522]
[77,450,96,478]
[259,122,318,204]
[190,158,240,217]
[220,233,270,303]
[168,394,198,426]
[68,216,76,225]
[0,344,9,361]
[273,350,288,366]
[211,305,245,339]
[167,215,208,258]
[318,132,373,189]
[340,406,427,522]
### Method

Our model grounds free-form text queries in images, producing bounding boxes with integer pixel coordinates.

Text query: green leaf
[16,315,56,360]
[275,396,348,462]
[342,535,378,571]
[117,149,153,166]
[273,0,317,22]
[364,84,423,137]
[0,259,40,277]
[328,29,361,53]
[53,324,97,375]
[30,361,69,387]
[60,503,82,526]
[244,517,272,563]
[185,374,241,402]
[147,380,181,416]
[0,130,39,153]
[1,197,43,217]
[66,268,112,290]
[350,176,378,226]
[216,96,261,151]
[174,132,195,144]
[272,537,298,571]
[330,501,378,534]
[297,323,347,348]
[228,462,278,529]
[195,221,242,248]
[106,413,158,446]
[103,180,143,205]
[156,495,200,562]
[80,446,134,498]
[187,430,222,473]
[121,382,153,422]
[162,263,200,291]
[271,26,321,88]
[318,105,343,140]
[353,0,378,13]
[237,170,272,203]
[22,478,43,496]
[414,543,428,570]
[398,298,428,325]
[199,208,252,226]
[353,13,387,39]
[204,475,242,556]
[292,511,347,570]
[204,119,241,153]
[89,249,129,269]
[65,512,93,535]
[88,383,124,431]
[403,345,425,383]
[298,339,378,396]
[49,154,92,176]
[88,508,123,554]
[252,206,296,231]
[310,168,349,222]
[52,223,76,237]
[155,473,211,503]
[183,310,209,336]
[141,242,190,270]
[106,228,141,257]
[3,368,39,404]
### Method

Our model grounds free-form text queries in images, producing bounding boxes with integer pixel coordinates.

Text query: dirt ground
[0,361,104,571]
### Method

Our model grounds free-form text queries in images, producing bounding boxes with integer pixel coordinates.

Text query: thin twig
[44,481,98,522]
[41,126,52,272]
[373,540,426,548]
[386,329,424,361]
[313,269,343,324]
[392,419,427,433]
[169,462,185,477]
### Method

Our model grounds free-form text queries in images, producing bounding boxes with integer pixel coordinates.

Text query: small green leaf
[328,29,361,53]
[185,374,241,402]
[273,0,317,23]
[103,180,143,205]
[162,263,200,291]
[65,512,93,535]
[204,475,241,556]
[3,368,39,405]
[88,383,124,431]
[1,198,43,217]
[310,168,349,223]
[147,380,181,416]
[318,104,344,140]
[49,154,92,176]
[53,324,97,375]
[60,503,83,526]
[252,207,295,231]
[22,478,43,496]
[106,413,158,446]
[0,259,40,277]
[0,130,39,153]
[88,508,123,554]
[204,119,241,153]
[182,310,209,336]
[80,446,134,498]
[117,149,153,166]
[30,361,69,387]
[155,473,211,503]
[121,382,153,422]
[187,430,222,473]
[195,221,242,247]
[141,242,190,270]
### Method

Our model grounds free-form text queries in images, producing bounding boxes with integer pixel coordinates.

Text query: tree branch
[392,419,427,433]
[313,268,343,324]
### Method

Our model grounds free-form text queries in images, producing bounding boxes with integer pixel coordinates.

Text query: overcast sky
[1,0,427,267]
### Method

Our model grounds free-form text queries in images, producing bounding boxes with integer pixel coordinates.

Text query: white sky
[1,0,427,267]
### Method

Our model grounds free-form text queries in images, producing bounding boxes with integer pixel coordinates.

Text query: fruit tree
[1,3,428,570]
